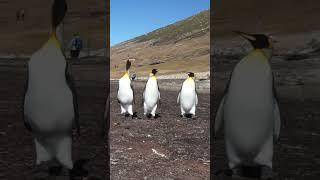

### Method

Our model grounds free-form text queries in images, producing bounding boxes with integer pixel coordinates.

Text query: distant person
[21,9,25,21]
[131,73,137,81]
[69,33,83,58]
[16,9,25,22]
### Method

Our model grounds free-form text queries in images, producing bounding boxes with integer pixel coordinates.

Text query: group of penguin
[117,60,198,119]
[21,0,280,179]
[117,31,280,180]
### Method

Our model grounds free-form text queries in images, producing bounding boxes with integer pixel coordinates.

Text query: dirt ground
[0,57,109,180]
[211,53,320,179]
[110,80,210,179]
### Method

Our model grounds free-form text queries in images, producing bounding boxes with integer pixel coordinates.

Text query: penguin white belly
[117,78,133,105]
[224,60,274,154]
[180,85,196,112]
[25,82,74,133]
[25,47,75,132]
[144,80,159,109]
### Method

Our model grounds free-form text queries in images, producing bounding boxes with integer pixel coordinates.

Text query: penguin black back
[52,0,67,29]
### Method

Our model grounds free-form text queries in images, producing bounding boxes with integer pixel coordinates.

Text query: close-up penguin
[143,69,161,118]
[177,72,198,118]
[117,59,135,118]
[214,31,281,179]
[23,0,80,177]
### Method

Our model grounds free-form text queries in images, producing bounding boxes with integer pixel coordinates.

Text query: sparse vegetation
[133,10,209,45]
[111,10,210,79]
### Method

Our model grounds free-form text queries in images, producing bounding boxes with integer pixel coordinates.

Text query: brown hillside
[111,10,210,79]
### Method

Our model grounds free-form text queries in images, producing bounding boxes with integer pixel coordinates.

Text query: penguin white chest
[24,44,74,133]
[180,80,197,110]
[224,57,274,150]
[144,79,159,106]
[117,77,133,104]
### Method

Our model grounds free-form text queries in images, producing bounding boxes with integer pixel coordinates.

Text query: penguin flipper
[23,70,32,132]
[102,95,110,138]
[65,63,80,135]
[177,92,180,104]
[142,84,146,105]
[272,73,280,142]
[214,69,233,134]
[157,83,161,104]
[131,84,135,104]
[273,99,281,142]
[24,115,32,132]
[195,93,198,105]
[214,96,225,134]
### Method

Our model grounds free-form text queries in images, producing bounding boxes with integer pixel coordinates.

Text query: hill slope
[111,10,210,79]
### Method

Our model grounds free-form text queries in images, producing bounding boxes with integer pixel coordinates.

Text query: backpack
[73,37,83,50]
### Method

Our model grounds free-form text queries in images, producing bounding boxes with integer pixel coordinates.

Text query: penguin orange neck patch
[49,32,61,48]
[123,71,129,78]
[150,75,157,80]
[187,77,194,81]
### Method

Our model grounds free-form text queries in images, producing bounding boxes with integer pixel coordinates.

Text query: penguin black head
[187,72,195,78]
[151,69,158,75]
[52,0,67,30]
[233,31,273,49]
[126,60,131,71]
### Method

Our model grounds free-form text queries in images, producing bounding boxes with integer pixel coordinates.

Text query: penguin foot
[125,113,130,117]
[231,167,243,178]
[49,165,63,176]
[185,114,192,118]
[131,112,138,119]
[213,168,233,176]
[154,114,160,119]
[236,165,261,178]
[33,169,49,180]
[146,114,152,119]
[33,162,51,179]
[83,176,104,180]
[260,166,273,179]
[69,159,89,179]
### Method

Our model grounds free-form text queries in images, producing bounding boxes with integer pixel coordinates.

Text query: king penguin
[143,69,160,118]
[117,60,135,117]
[177,72,198,118]
[23,0,78,174]
[214,31,281,179]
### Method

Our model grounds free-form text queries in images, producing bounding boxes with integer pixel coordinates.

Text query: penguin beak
[232,31,256,41]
